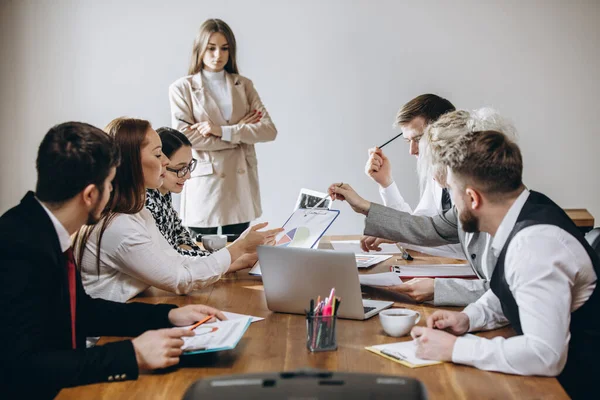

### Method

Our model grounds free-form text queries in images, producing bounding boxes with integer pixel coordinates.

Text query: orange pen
[188,315,214,331]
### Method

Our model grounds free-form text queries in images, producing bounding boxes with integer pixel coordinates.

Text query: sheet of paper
[355,254,392,268]
[331,240,401,254]
[249,261,262,275]
[294,188,332,210]
[181,317,252,352]
[368,340,442,367]
[222,311,264,323]
[359,272,403,287]
[392,264,475,278]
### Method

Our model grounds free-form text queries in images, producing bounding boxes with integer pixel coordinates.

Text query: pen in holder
[306,288,340,352]
[306,314,338,352]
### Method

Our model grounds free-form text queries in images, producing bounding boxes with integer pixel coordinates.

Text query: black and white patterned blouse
[145,189,210,257]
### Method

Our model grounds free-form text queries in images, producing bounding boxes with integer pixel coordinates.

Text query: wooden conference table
[57,236,568,399]
[564,208,595,233]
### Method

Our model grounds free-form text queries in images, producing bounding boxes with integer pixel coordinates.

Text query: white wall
[1,0,599,234]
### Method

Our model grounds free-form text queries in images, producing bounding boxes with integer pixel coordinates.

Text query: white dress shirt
[452,189,597,376]
[79,209,231,303]
[202,69,234,142]
[38,199,71,252]
[379,179,465,258]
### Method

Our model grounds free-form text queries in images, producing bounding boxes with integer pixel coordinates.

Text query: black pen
[177,117,195,126]
[381,349,407,361]
[378,132,403,149]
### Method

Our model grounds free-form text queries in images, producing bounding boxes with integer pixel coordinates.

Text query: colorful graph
[276,226,312,248]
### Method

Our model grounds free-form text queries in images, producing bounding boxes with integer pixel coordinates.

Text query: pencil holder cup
[306,315,338,352]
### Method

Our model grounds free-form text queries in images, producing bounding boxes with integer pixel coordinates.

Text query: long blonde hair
[188,19,239,75]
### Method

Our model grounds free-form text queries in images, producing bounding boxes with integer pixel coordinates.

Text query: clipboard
[249,209,340,276]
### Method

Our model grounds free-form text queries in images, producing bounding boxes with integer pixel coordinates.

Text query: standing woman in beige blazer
[169,19,277,238]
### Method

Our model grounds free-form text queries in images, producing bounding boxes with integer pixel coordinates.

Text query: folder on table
[181,317,252,356]
[390,264,478,279]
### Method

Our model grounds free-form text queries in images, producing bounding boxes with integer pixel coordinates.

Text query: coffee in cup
[379,308,421,337]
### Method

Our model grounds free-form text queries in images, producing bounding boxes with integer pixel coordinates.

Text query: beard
[459,207,480,233]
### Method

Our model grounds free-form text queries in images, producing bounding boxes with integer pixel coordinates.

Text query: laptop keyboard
[363,306,376,314]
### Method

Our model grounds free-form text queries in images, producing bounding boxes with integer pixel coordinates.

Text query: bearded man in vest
[407,111,598,400]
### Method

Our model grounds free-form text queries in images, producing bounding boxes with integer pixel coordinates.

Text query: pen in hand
[378,132,403,149]
[188,315,214,331]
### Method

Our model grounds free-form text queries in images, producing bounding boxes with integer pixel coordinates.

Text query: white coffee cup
[201,234,228,252]
[379,308,421,337]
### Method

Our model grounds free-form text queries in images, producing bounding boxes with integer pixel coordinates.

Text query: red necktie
[64,248,77,349]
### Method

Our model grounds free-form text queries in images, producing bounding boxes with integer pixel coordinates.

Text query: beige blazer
[168,72,277,227]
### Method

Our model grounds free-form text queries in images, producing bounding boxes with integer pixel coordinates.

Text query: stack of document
[392,264,476,279]
[397,242,467,260]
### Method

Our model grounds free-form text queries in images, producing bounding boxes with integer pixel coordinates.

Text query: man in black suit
[0,122,226,398]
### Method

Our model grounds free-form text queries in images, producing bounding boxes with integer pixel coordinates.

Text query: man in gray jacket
[329,109,515,306]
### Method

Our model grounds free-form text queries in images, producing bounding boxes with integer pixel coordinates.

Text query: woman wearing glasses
[145,127,206,257]
[169,19,277,239]
[76,118,282,303]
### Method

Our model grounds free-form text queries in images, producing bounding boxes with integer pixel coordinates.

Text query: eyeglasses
[166,159,197,178]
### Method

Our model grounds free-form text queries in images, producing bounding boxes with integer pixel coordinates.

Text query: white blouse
[202,69,234,142]
[79,209,231,303]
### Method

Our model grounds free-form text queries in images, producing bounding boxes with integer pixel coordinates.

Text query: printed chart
[276,227,312,248]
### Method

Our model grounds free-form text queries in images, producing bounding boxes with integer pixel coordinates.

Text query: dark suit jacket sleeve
[15,340,139,393]
[77,277,177,338]
[1,255,176,392]
[364,203,460,245]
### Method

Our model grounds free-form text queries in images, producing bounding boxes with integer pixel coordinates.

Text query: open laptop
[257,246,393,320]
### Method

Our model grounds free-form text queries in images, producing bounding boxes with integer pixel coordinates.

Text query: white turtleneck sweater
[202,69,234,141]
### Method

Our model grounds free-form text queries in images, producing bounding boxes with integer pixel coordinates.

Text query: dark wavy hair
[156,127,192,159]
